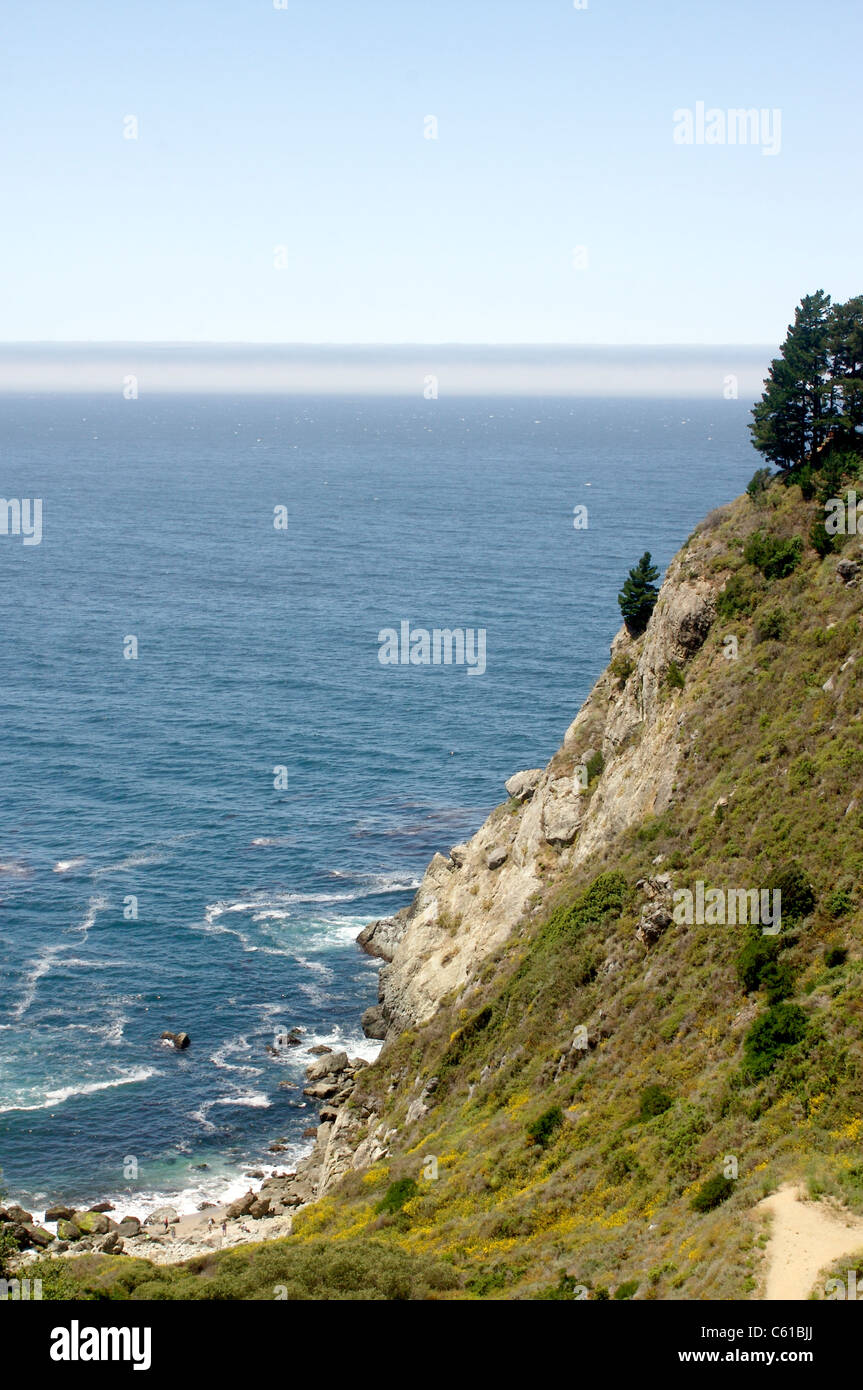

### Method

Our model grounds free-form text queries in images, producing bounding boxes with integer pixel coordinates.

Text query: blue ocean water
[0,391,757,1215]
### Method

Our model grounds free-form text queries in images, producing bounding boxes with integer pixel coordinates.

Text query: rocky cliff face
[358,537,719,1039]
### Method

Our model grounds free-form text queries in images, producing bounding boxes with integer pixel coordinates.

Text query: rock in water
[160,1030,191,1049]
[44,1204,75,1222]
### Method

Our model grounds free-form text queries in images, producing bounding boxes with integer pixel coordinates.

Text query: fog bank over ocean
[0,344,774,397]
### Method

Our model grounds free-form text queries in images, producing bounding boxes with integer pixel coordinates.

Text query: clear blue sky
[2,0,860,344]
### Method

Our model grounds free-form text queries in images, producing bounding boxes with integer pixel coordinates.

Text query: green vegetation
[375,1178,419,1215]
[691,1174,735,1213]
[639,1085,673,1120]
[742,1003,809,1081]
[618,551,660,634]
[30,340,863,1299]
[750,290,863,472]
[743,530,802,580]
[526,1106,564,1148]
[24,1239,459,1301]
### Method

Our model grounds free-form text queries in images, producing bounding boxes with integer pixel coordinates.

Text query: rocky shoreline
[4,1038,393,1270]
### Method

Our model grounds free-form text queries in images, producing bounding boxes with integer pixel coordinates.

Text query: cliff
[25,469,863,1301]
[358,543,718,1037]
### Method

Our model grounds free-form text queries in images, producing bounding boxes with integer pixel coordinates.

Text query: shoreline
[7,1031,383,1269]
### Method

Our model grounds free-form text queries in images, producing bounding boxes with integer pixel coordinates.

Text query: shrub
[375,1178,418,1216]
[755,608,787,642]
[527,1106,564,1148]
[534,1272,585,1300]
[736,935,794,1002]
[773,864,816,922]
[743,1003,809,1081]
[609,654,635,688]
[824,888,852,920]
[665,661,685,690]
[585,749,605,782]
[746,467,773,501]
[809,518,838,558]
[639,1084,673,1120]
[543,871,628,942]
[743,530,803,580]
[441,1005,494,1072]
[691,1173,735,1212]
[716,571,759,619]
[614,1279,639,1300]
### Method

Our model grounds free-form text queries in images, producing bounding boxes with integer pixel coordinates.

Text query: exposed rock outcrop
[358,547,717,1037]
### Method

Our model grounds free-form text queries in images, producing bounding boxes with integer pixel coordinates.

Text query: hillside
[19,464,863,1301]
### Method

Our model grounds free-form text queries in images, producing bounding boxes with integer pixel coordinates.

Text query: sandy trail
[757,1183,863,1299]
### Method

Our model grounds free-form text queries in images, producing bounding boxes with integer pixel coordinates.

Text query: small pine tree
[618,552,660,634]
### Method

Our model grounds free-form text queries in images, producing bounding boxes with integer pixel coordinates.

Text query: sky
[1,0,860,346]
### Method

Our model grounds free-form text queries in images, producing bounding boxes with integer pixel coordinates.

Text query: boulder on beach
[57,1218,82,1241]
[44,1204,75,1223]
[20,1223,53,1249]
[144,1205,180,1227]
[88,1200,115,1213]
[2,1204,33,1225]
[117,1217,142,1237]
[160,1031,191,1050]
[225,1191,256,1220]
[74,1211,110,1236]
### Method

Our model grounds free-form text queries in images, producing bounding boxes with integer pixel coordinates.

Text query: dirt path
[757,1183,863,1299]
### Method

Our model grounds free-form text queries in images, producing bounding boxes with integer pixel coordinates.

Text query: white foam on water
[0,1066,160,1114]
[209,1035,263,1077]
[91,851,166,879]
[189,1091,272,1130]
[66,893,109,940]
[53,857,87,873]
[0,858,31,877]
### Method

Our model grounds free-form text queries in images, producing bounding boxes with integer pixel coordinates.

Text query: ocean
[0,389,758,1217]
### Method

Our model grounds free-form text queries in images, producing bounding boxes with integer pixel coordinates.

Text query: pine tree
[618,552,660,634]
[828,294,863,442]
[750,290,833,472]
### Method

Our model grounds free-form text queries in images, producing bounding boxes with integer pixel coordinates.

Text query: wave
[53,857,87,873]
[190,1092,272,1130]
[203,877,419,925]
[249,837,294,848]
[0,1066,159,1114]
[91,851,166,879]
[0,858,31,877]
[67,894,109,940]
[209,1036,263,1077]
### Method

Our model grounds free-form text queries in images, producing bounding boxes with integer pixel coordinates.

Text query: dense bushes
[26,1238,460,1301]
[691,1174,735,1213]
[736,934,794,1002]
[743,530,803,580]
[639,1084,673,1120]
[527,1106,564,1148]
[543,871,628,942]
[375,1178,418,1215]
[773,864,816,923]
[743,1003,809,1080]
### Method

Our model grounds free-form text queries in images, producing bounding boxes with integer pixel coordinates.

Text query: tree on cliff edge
[618,552,660,635]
